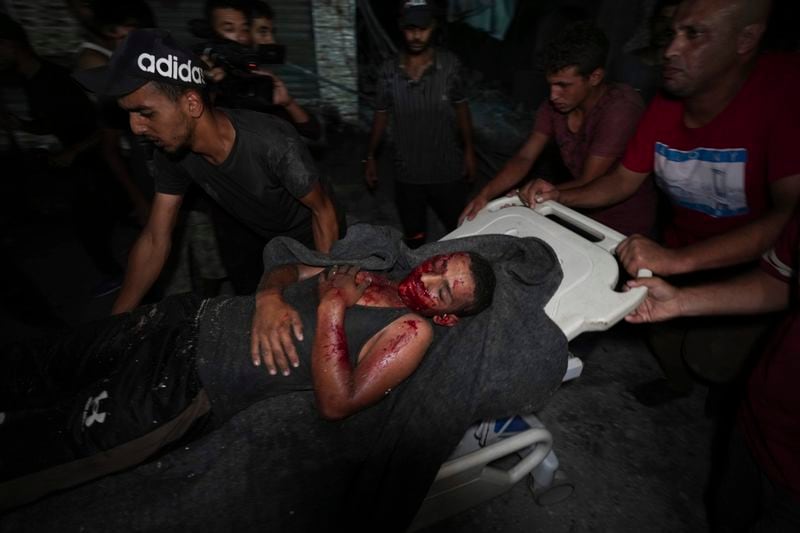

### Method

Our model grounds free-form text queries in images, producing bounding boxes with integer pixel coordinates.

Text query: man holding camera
[203,0,320,140]
[75,29,340,315]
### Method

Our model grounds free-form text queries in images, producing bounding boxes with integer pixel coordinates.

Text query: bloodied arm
[251,262,324,375]
[312,266,434,420]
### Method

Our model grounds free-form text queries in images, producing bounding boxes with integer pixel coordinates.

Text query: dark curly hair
[539,20,609,77]
[251,1,275,21]
[460,252,496,316]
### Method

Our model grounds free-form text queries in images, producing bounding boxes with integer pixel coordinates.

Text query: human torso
[622,54,800,247]
[377,48,465,184]
[195,273,411,420]
[151,109,320,241]
[740,206,800,500]
[535,83,656,236]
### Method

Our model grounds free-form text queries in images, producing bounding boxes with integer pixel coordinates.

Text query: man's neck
[683,57,757,128]
[190,108,236,165]
[404,47,434,67]
[577,82,608,115]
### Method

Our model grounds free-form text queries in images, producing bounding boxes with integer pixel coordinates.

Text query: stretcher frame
[410,198,649,530]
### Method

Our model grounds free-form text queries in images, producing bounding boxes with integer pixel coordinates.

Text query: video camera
[188,18,286,110]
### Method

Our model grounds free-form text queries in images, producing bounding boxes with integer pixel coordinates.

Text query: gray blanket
[1,224,567,532]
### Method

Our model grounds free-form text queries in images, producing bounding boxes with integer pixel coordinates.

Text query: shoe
[629,378,691,407]
[92,277,122,298]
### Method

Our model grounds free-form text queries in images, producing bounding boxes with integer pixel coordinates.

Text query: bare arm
[298,181,339,253]
[519,163,649,210]
[255,69,322,140]
[111,192,182,315]
[311,267,432,420]
[559,154,618,190]
[460,130,549,223]
[625,269,789,324]
[618,175,800,276]
[364,110,388,190]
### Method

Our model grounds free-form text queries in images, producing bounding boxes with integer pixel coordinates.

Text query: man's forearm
[311,297,354,419]
[365,111,388,158]
[256,264,299,295]
[678,269,789,317]
[671,209,795,274]
[111,234,170,314]
[482,156,536,199]
[556,165,644,209]
[311,199,339,254]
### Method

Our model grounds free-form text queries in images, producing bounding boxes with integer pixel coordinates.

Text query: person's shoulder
[748,53,800,92]
[742,53,800,110]
[435,47,462,67]
[643,91,681,114]
[387,313,434,340]
[604,83,645,112]
[224,108,297,139]
[755,52,800,76]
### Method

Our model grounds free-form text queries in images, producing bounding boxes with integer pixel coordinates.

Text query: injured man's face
[398,252,494,319]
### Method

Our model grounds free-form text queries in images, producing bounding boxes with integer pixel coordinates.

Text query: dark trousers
[646,314,775,393]
[711,428,800,532]
[0,294,208,512]
[394,179,469,247]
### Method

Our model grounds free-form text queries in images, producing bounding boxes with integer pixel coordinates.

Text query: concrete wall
[311,0,359,123]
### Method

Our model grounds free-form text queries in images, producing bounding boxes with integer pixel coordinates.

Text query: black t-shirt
[152,108,320,241]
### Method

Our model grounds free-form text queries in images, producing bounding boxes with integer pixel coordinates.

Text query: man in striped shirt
[364,0,477,249]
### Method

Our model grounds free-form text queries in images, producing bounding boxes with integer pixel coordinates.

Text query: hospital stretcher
[410,198,650,530]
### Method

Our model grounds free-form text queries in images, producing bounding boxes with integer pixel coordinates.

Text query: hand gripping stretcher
[410,198,650,529]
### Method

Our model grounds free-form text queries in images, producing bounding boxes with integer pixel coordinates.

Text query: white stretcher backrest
[444,199,648,341]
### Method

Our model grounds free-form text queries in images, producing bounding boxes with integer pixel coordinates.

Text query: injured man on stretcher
[0,224,568,531]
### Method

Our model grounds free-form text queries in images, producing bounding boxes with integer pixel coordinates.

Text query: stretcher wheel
[529,470,574,506]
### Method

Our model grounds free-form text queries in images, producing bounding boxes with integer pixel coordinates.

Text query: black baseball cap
[73,29,206,97]
[400,0,434,28]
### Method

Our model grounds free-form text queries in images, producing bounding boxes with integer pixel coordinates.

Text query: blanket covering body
[1,224,568,532]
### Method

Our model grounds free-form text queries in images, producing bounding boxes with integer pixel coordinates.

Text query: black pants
[711,428,800,532]
[394,179,469,247]
[0,294,208,511]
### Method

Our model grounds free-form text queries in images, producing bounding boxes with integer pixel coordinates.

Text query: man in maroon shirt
[626,205,800,531]
[460,21,657,237]
[520,0,800,404]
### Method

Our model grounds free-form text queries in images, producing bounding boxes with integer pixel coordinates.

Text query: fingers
[268,335,291,376]
[251,335,279,375]
[250,308,303,376]
[518,179,557,208]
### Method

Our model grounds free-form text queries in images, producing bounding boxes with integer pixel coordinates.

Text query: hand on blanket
[318,265,370,307]
[624,277,683,323]
[251,292,303,376]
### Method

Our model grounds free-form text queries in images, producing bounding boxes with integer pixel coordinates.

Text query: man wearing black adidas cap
[74,29,340,317]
